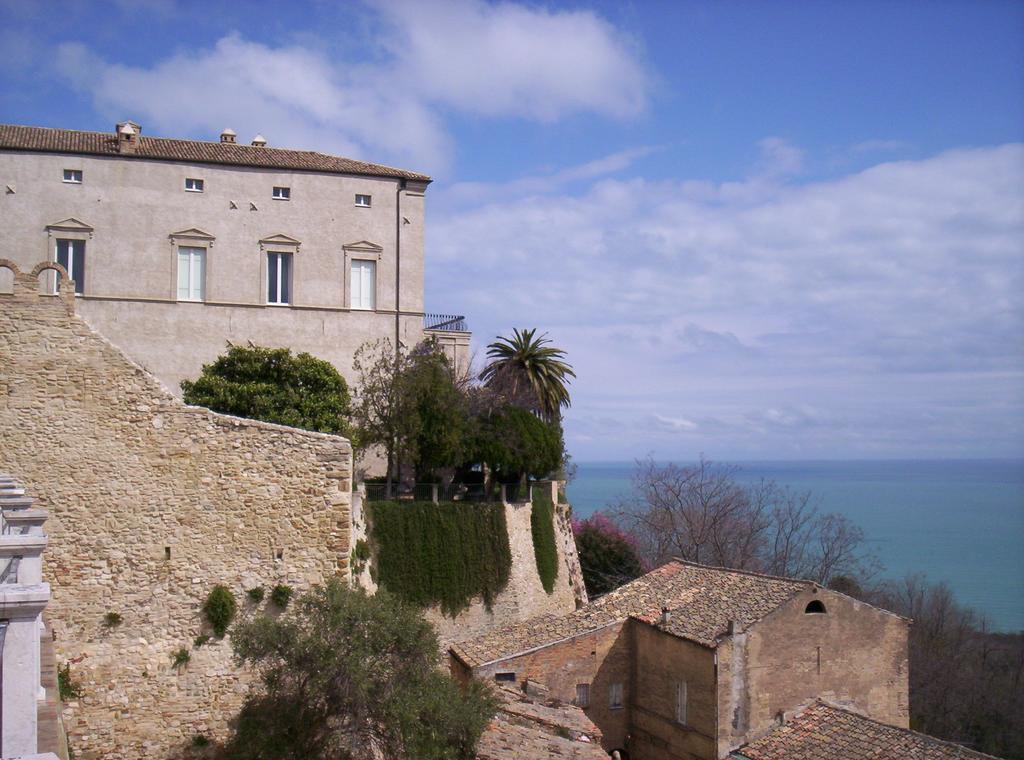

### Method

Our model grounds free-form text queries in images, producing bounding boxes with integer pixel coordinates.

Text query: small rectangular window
[350,259,376,310]
[675,681,687,725]
[267,251,292,305]
[185,178,204,192]
[494,672,516,683]
[55,239,85,294]
[355,193,371,207]
[609,682,623,709]
[575,683,590,708]
[272,186,291,200]
[63,169,82,183]
[177,246,205,301]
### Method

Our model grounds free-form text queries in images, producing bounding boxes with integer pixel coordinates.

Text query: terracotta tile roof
[732,702,999,760]
[476,686,607,760]
[0,124,430,181]
[452,560,809,666]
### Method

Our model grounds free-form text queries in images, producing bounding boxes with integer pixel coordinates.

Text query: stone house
[450,559,910,760]
[0,121,470,394]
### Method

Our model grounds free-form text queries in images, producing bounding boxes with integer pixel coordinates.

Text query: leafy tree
[181,344,353,438]
[352,339,468,488]
[479,328,575,422]
[223,580,496,760]
[468,404,563,485]
[573,513,645,596]
[403,343,468,481]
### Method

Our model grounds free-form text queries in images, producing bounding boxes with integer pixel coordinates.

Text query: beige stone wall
[423,498,585,649]
[727,587,910,752]
[0,268,352,759]
[631,622,717,760]
[0,146,469,395]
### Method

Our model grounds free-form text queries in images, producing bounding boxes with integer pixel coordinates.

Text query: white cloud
[377,0,648,121]
[50,1,649,172]
[426,143,1024,459]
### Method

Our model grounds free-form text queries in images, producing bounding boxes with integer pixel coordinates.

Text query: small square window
[185,178,204,192]
[355,194,371,207]
[273,186,291,200]
[63,169,82,183]
[494,672,516,683]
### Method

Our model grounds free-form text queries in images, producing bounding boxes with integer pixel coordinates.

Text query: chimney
[115,121,141,154]
[660,606,672,626]
[251,134,267,147]
[726,620,736,636]
[220,128,237,144]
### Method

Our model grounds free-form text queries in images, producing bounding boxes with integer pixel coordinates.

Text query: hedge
[531,485,559,594]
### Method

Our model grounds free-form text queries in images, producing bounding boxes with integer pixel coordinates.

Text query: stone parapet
[0,273,353,758]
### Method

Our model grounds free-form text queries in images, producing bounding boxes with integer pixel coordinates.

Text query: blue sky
[2,0,1022,461]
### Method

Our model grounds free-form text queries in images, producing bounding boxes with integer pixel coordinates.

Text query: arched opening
[805,599,826,614]
[0,265,14,295]
[33,262,68,296]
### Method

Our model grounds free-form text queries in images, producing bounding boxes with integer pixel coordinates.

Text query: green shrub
[270,584,293,608]
[371,500,512,616]
[58,663,83,700]
[194,634,211,648]
[531,487,559,594]
[352,539,371,575]
[203,585,238,637]
[102,611,123,628]
[246,586,265,603]
[172,647,191,669]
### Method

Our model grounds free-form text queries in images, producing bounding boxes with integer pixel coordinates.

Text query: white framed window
[675,681,687,725]
[575,683,590,708]
[63,169,82,184]
[350,259,375,310]
[355,193,371,207]
[609,682,623,709]
[185,178,204,192]
[267,251,292,305]
[55,239,85,294]
[176,246,205,301]
[272,186,291,200]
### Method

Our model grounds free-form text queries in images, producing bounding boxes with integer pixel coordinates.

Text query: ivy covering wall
[531,486,559,594]
[370,501,512,616]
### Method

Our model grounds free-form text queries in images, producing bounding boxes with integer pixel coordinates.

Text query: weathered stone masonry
[0,261,353,758]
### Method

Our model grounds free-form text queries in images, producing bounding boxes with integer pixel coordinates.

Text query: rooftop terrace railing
[423,313,468,332]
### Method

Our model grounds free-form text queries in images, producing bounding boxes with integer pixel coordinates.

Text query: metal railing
[423,313,468,332]
[362,481,540,504]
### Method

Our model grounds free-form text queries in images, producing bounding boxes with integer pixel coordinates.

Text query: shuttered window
[350,259,375,310]
[267,252,292,304]
[177,246,205,301]
[55,239,85,294]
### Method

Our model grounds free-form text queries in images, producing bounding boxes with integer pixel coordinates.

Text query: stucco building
[450,559,910,760]
[0,121,470,395]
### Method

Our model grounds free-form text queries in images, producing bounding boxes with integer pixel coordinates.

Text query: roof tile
[0,124,430,182]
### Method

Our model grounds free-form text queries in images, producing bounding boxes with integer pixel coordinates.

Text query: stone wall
[428,496,584,647]
[0,263,352,759]
[734,587,910,749]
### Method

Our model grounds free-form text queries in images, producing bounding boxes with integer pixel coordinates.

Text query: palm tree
[480,328,576,422]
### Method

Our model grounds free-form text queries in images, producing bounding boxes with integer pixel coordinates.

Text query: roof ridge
[670,557,813,587]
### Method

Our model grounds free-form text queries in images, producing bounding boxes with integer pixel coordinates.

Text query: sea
[567,459,1024,633]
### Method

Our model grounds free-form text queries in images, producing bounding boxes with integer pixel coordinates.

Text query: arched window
[805,600,826,614]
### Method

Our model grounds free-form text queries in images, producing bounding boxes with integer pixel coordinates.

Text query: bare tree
[616,457,873,585]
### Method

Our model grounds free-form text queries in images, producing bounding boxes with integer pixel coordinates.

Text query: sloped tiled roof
[452,560,809,667]
[0,124,430,181]
[476,686,607,760]
[731,702,998,760]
